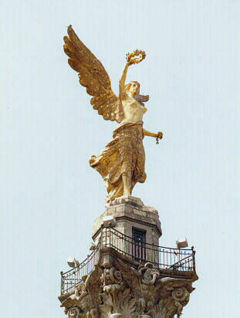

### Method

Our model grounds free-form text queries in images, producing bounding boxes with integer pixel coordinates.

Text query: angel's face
[127,81,140,97]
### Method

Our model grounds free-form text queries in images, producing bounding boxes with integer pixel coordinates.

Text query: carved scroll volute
[172,287,190,316]
[139,263,159,285]
[67,306,80,318]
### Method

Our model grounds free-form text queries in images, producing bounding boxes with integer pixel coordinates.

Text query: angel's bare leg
[122,173,131,197]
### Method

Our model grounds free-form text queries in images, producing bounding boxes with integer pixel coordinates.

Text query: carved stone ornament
[59,250,197,318]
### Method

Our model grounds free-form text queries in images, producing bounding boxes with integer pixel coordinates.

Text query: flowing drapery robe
[89,121,146,201]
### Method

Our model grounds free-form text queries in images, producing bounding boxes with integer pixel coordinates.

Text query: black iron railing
[60,247,100,295]
[101,228,195,271]
[60,228,196,295]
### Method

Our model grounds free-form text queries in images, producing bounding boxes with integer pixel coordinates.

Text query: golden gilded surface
[126,50,146,65]
[64,25,123,123]
[63,25,163,201]
[90,122,146,202]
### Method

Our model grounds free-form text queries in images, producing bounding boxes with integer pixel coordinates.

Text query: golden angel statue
[63,26,163,202]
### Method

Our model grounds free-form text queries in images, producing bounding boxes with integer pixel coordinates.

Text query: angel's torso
[121,94,147,124]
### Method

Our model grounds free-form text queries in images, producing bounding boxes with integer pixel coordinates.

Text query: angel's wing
[63,25,123,123]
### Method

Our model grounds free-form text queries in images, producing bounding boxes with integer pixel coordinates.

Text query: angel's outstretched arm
[119,63,130,96]
[143,129,163,139]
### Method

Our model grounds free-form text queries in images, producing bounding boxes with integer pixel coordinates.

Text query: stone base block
[92,196,162,246]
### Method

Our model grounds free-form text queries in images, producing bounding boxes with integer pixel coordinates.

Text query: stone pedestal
[92,196,162,246]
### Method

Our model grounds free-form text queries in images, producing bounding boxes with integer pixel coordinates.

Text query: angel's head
[125,81,140,97]
[125,81,149,105]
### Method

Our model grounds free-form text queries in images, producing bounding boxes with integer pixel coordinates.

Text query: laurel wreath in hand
[126,50,146,65]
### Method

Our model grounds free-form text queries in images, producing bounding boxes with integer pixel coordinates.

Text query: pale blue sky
[1,1,240,317]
